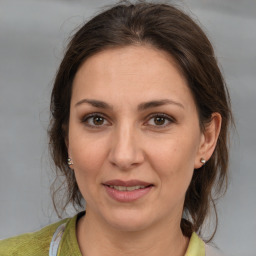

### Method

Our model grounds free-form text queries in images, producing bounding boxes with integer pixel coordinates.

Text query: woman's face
[68,45,205,231]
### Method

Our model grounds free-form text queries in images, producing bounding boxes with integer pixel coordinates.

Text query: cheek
[68,130,109,195]
[71,140,106,174]
[71,146,106,205]
[149,135,197,172]
[148,136,197,197]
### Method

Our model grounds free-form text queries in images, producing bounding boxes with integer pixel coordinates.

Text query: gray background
[0,0,255,255]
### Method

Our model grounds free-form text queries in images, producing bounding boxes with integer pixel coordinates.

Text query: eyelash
[145,113,175,129]
[81,112,175,129]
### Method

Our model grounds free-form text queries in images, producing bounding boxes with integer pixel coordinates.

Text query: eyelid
[145,113,176,128]
[81,112,111,128]
[81,112,176,129]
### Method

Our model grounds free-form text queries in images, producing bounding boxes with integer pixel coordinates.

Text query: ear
[65,136,69,151]
[62,123,69,149]
[194,113,222,169]
[62,124,74,169]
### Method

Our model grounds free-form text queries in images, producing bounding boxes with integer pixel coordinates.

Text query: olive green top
[0,212,205,256]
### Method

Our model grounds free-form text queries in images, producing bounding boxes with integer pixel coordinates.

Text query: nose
[108,122,144,170]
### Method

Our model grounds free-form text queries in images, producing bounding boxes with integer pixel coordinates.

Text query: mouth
[105,185,152,191]
[103,179,153,190]
[102,180,154,202]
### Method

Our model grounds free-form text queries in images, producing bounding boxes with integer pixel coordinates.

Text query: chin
[103,208,155,232]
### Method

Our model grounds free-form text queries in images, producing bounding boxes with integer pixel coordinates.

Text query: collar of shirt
[185,232,205,256]
[58,212,205,256]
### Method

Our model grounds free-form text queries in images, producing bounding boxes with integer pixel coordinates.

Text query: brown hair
[49,0,233,240]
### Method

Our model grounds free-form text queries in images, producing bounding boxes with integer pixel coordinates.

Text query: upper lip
[103,179,153,187]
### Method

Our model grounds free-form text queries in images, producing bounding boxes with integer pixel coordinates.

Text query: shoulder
[205,243,225,256]
[0,218,69,256]
[186,232,225,256]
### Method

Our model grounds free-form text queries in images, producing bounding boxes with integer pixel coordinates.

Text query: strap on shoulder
[49,223,67,256]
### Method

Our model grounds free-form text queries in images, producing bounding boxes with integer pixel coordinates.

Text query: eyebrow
[75,98,184,110]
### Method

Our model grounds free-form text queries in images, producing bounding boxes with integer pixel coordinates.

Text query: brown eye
[82,113,110,128]
[154,117,166,125]
[146,113,175,128]
[93,116,104,125]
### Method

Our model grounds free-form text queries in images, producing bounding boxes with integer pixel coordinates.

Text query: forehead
[74,45,183,83]
[71,45,194,110]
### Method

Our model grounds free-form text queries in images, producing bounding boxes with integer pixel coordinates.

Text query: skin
[67,45,221,256]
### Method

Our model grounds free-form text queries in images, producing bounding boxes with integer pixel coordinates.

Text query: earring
[67,158,73,166]
[200,158,206,165]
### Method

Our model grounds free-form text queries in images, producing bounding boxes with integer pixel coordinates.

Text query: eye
[81,113,110,128]
[146,113,175,128]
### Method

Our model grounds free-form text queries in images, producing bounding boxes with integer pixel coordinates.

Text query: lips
[107,185,148,191]
[102,179,153,202]
[103,179,152,187]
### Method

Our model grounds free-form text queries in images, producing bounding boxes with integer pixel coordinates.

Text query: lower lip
[104,185,153,202]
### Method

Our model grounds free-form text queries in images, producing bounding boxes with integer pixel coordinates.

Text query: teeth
[109,185,146,191]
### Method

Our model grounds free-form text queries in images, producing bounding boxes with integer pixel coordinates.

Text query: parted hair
[49,0,232,240]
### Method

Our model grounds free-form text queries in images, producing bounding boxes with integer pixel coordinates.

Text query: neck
[77,210,189,256]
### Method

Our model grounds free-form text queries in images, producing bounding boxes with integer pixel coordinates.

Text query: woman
[0,1,232,255]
